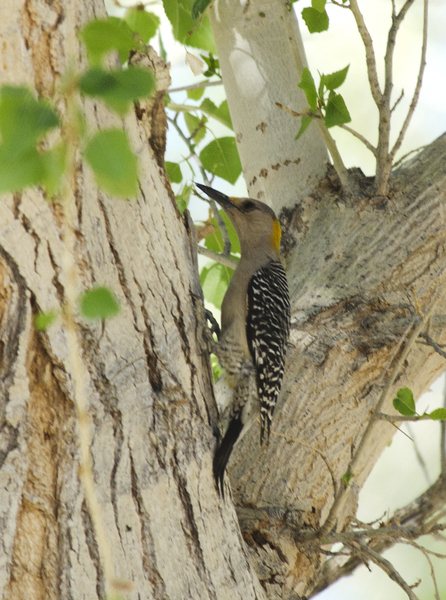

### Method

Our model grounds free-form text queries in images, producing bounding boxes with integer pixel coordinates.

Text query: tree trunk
[1,0,446,599]
[209,0,328,211]
[0,0,264,598]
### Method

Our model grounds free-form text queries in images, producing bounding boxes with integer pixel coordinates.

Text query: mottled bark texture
[0,0,264,599]
[1,0,446,599]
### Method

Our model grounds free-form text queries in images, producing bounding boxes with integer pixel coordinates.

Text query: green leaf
[162,0,216,52]
[392,387,416,416]
[184,113,207,143]
[191,0,212,21]
[200,98,233,130]
[301,7,329,33]
[342,472,354,486]
[165,161,183,184]
[34,311,58,331]
[295,115,313,140]
[320,65,349,91]
[80,287,120,320]
[312,0,326,12]
[0,86,59,156]
[79,67,155,115]
[187,87,205,101]
[0,145,44,193]
[79,17,138,65]
[298,68,318,110]
[211,353,223,382]
[428,408,446,421]
[200,262,233,310]
[201,53,220,77]
[324,92,351,128]
[84,129,138,198]
[176,183,192,215]
[124,9,160,44]
[41,143,67,196]
[204,210,240,256]
[199,137,242,184]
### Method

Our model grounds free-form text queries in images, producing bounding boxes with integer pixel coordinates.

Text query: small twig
[351,541,420,600]
[377,412,429,422]
[197,245,238,269]
[391,89,405,114]
[339,124,377,156]
[167,101,231,129]
[392,145,428,170]
[167,115,232,255]
[418,333,446,360]
[275,102,319,120]
[400,540,441,600]
[389,0,429,164]
[169,79,223,94]
[402,541,446,561]
[406,422,431,485]
[319,523,446,547]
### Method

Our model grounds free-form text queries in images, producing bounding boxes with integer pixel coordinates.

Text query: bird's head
[196,183,282,256]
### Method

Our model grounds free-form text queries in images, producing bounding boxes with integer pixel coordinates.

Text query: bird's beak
[196,183,239,210]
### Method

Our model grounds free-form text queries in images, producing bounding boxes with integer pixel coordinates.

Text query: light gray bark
[209,0,329,212]
[0,1,265,599]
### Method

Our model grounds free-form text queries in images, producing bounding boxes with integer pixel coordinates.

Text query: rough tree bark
[0,0,264,598]
[1,1,446,600]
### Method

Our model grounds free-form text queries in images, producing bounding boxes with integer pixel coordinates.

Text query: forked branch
[348,0,429,194]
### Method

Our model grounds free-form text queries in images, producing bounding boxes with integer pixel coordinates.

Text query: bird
[197,183,291,496]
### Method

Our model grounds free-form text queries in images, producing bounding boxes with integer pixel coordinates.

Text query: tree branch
[197,245,238,269]
[169,80,223,93]
[350,541,420,600]
[389,0,429,163]
[418,332,446,360]
[339,123,377,156]
[348,0,382,105]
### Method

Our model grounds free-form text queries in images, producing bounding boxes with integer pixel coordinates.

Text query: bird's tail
[213,376,258,497]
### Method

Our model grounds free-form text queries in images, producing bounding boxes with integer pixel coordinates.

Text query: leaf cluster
[296,65,351,138]
[392,387,446,421]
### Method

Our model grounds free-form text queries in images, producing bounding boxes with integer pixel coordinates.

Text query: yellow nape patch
[270,219,282,253]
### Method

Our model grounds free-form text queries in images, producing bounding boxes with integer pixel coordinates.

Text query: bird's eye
[242,200,256,211]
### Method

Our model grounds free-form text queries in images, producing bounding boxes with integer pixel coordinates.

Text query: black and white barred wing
[246,260,291,444]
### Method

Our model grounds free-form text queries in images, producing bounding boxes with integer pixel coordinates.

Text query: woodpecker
[197,183,291,496]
